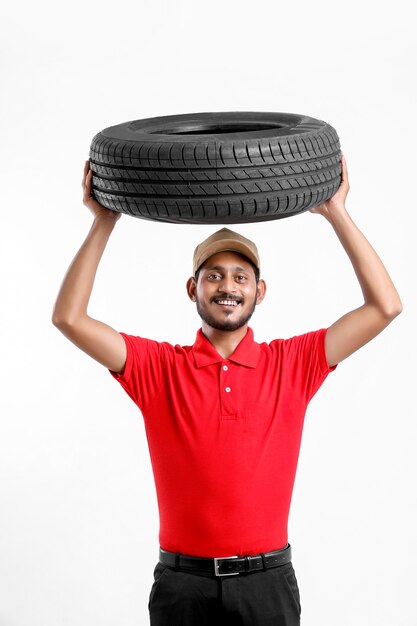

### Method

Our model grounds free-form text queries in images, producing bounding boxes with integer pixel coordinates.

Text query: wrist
[92,215,118,230]
[326,205,350,226]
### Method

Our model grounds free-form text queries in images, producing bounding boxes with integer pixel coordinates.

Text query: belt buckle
[214,555,240,577]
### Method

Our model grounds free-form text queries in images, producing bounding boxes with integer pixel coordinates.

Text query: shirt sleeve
[283,327,338,404]
[108,332,166,410]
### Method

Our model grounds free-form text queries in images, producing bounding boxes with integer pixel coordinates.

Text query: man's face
[186,251,266,332]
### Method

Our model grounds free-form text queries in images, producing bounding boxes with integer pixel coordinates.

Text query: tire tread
[89,113,341,224]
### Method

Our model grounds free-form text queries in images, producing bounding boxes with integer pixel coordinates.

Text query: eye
[207,273,221,280]
[236,275,247,281]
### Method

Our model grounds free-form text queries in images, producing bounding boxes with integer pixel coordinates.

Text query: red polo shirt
[109,326,337,558]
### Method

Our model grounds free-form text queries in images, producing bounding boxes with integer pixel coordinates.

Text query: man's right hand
[82,160,122,223]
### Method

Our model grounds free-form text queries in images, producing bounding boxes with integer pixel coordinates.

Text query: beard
[195,294,257,331]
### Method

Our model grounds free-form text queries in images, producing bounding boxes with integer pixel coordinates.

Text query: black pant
[148,559,301,625]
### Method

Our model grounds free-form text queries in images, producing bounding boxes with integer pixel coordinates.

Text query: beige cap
[193,227,260,275]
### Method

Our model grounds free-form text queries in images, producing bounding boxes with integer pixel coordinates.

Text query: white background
[1,0,416,624]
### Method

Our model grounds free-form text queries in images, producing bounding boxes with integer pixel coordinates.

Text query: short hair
[194,254,260,284]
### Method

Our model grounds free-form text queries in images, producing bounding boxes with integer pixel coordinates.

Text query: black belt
[159,543,292,577]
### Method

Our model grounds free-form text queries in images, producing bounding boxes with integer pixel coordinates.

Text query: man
[52,154,402,625]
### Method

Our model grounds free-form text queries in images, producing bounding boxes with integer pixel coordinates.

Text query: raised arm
[51,160,126,374]
[309,153,403,369]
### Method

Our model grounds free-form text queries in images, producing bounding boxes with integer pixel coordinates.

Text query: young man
[52,155,402,625]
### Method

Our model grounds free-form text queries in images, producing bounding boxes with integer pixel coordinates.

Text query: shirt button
[223,365,228,371]
[225,387,231,393]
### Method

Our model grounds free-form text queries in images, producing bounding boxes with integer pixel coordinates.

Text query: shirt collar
[192,326,260,369]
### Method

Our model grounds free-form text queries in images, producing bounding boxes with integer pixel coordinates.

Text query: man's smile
[216,300,239,307]
[212,296,243,308]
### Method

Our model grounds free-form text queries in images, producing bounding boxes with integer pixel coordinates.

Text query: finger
[82,161,89,186]
[86,170,93,195]
[337,156,344,186]
[341,154,349,184]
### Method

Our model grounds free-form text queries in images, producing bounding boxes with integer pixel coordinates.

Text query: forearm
[52,217,116,325]
[327,208,402,315]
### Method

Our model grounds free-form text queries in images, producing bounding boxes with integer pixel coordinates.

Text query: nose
[218,273,237,293]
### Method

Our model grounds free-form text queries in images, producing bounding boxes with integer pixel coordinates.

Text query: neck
[201,323,248,359]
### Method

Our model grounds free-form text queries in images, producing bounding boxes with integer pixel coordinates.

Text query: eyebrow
[202,265,249,272]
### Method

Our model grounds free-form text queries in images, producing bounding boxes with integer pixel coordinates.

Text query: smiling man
[191,251,262,333]
[187,229,266,351]
[52,155,402,626]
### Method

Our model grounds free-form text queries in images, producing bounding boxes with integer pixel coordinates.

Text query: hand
[309,153,350,219]
[82,160,122,223]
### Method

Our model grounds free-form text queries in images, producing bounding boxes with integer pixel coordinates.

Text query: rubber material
[89,111,342,224]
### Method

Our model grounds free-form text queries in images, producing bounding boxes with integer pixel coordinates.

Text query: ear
[186,276,197,302]
[255,279,267,305]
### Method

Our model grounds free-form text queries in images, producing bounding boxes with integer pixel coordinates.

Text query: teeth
[216,300,238,306]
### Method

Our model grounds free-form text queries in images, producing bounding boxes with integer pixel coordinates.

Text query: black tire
[89,111,342,224]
